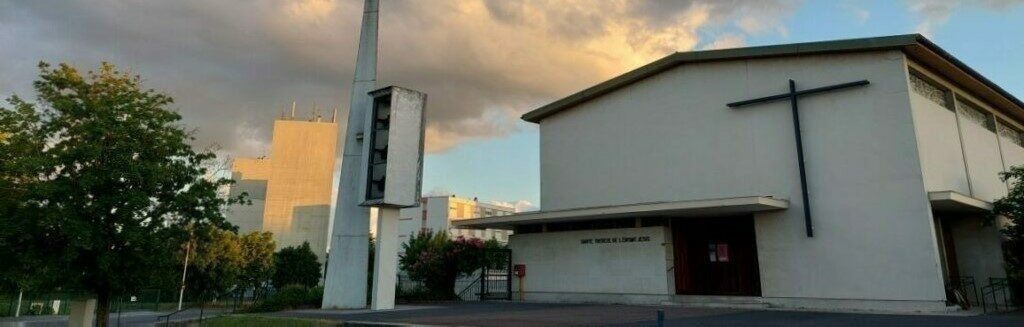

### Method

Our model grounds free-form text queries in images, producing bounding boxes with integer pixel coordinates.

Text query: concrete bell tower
[322,0,378,309]
[323,0,426,310]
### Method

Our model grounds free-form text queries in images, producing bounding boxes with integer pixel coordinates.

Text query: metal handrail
[156,307,189,326]
[155,291,223,326]
[949,276,977,308]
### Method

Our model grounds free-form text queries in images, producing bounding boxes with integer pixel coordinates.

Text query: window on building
[957,99,996,132]
[708,241,730,263]
[910,72,952,109]
[998,122,1024,147]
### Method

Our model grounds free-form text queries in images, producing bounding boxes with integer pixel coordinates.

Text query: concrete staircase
[663,295,770,310]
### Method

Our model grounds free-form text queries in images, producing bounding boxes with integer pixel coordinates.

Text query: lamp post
[177,235,193,311]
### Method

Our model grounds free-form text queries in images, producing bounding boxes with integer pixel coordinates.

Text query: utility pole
[177,234,193,310]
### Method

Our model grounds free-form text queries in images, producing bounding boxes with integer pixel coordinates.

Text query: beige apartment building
[228,114,338,263]
[398,195,515,246]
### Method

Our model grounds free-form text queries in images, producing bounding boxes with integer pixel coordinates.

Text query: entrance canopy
[453,196,789,230]
[928,190,993,214]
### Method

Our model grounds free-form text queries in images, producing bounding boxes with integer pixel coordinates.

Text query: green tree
[187,227,244,301]
[991,166,1024,296]
[0,95,56,293]
[272,242,322,289]
[238,231,276,291]
[0,62,245,326]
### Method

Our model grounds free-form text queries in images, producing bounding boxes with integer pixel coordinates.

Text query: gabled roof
[522,34,1024,123]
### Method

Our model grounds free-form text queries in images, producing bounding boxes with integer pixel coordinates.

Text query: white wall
[960,112,1006,202]
[949,215,1006,284]
[905,63,1017,294]
[538,50,946,304]
[999,126,1024,172]
[509,227,670,303]
[908,84,970,194]
[907,62,1018,201]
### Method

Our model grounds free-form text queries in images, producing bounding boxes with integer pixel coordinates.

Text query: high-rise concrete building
[228,114,338,263]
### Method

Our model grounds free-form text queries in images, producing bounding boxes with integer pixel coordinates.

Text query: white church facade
[456,34,1019,312]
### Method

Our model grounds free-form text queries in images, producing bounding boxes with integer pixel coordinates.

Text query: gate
[479,249,512,300]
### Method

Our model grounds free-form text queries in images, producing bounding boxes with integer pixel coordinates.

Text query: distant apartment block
[398,196,516,245]
[228,114,337,263]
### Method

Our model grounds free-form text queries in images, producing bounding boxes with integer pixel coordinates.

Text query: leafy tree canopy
[992,166,1024,283]
[0,62,245,326]
[186,227,244,300]
[238,231,276,290]
[272,242,322,289]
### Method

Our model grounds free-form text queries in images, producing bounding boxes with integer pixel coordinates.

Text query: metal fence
[397,249,513,303]
[0,292,71,317]
[396,271,485,302]
[980,278,1018,313]
[0,289,165,318]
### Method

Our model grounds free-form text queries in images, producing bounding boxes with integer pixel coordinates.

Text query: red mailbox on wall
[513,264,526,277]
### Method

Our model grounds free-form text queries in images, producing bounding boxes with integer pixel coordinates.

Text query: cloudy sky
[2,0,1023,210]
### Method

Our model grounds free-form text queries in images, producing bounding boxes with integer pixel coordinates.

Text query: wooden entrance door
[673,216,761,296]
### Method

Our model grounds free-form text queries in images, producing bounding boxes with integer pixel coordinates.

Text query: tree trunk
[95,290,111,327]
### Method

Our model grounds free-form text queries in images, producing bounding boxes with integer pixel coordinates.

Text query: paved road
[276,302,1024,327]
[0,308,227,327]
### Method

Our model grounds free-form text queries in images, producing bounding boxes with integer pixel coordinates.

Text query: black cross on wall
[727,79,870,238]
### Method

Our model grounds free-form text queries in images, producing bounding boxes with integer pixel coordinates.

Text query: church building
[456,34,1019,312]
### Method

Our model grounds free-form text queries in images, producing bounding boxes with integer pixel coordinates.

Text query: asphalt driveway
[275,302,1024,327]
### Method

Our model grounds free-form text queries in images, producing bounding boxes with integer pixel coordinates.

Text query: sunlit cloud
[906,0,1023,36]
[288,0,339,21]
[702,34,747,50]
[487,199,538,212]
[840,2,871,23]
[0,0,799,156]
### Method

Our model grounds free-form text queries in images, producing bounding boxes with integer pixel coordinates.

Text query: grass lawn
[202,315,337,327]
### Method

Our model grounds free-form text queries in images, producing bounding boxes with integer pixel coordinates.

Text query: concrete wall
[537,51,947,306]
[905,62,1012,287]
[907,61,1019,201]
[949,215,1006,284]
[960,112,1006,202]
[509,227,671,304]
[908,80,970,194]
[227,178,267,233]
[228,119,338,263]
[999,126,1024,172]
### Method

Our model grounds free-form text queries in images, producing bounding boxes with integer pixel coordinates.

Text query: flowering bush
[398,231,501,299]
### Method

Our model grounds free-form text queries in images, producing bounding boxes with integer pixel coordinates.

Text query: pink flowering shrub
[398,230,501,299]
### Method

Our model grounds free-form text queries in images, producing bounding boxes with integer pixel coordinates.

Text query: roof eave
[521,34,1024,124]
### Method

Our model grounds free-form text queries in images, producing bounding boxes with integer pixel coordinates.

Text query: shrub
[398,231,503,299]
[251,284,323,312]
[272,243,321,289]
